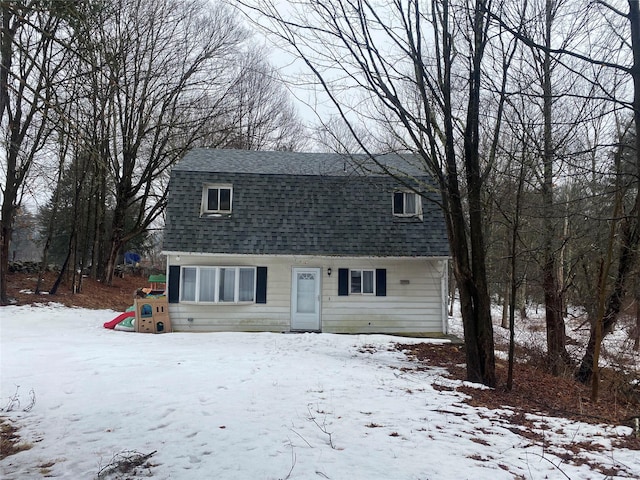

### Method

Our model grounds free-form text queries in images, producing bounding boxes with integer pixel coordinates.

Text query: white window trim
[393,191,423,218]
[201,184,233,215]
[349,268,376,295]
[180,266,256,304]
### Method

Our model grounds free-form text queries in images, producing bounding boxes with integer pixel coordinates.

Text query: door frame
[291,267,321,332]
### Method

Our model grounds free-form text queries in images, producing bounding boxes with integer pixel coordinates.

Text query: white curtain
[239,268,255,301]
[199,268,216,302]
[219,268,236,302]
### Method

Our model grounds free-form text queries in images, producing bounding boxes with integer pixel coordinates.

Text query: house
[162,149,450,335]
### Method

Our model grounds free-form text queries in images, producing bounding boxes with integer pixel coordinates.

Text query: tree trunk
[519,276,528,320]
[541,0,570,375]
[0,203,12,305]
[502,275,510,329]
[576,215,639,382]
[102,199,127,286]
[634,293,640,352]
[462,1,496,388]
[101,155,133,285]
[507,165,525,391]
[50,239,73,295]
[37,138,68,293]
[448,280,456,317]
[438,0,495,388]
[103,240,121,286]
[0,6,16,305]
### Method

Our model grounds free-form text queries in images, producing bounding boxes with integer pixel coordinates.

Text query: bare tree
[0,1,84,304]
[313,116,375,154]
[485,0,640,384]
[223,49,307,151]
[510,0,600,374]
[240,0,507,386]
[77,0,247,285]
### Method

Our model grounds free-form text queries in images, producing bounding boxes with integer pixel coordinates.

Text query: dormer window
[202,184,232,215]
[393,191,422,217]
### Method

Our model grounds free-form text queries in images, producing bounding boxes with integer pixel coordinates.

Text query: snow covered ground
[0,303,638,479]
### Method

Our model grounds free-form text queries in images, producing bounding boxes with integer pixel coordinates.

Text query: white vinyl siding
[324,259,445,334]
[167,255,447,335]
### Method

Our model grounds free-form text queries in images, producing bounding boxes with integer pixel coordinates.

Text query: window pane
[219,188,231,211]
[181,267,197,302]
[350,270,362,293]
[363,270,374,294]
[393,192,404,214]
[297,272,316,313]
[199,268,216,302]
[239,268,255,301]
[219,267,236,302]
[405,193,416,214]
[207,188,219,211]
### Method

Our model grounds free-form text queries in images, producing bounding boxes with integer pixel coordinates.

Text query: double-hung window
[393,191,421,217]
[202,184,232,214]
[350,269,375,295]
[180,266,255,303]
[338,268,386,297]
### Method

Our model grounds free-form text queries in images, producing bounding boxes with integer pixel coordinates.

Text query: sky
[1,303,638,479]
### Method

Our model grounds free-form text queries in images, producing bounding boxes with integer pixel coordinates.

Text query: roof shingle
[163,149,449,258]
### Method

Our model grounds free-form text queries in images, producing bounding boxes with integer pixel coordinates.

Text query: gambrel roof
[162,149,449,257]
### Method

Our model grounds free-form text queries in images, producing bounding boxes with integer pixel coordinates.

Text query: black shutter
[338,268,349,296]
[168,265,180,303]
[376,269,387,296]
[256,267,267,304]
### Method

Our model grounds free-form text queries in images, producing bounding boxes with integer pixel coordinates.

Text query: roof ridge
[172,148,427,177]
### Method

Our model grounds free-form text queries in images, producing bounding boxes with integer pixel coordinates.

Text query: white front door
[291,268,321,331]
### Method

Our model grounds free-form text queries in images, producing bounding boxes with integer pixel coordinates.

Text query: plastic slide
[103,311,135,329]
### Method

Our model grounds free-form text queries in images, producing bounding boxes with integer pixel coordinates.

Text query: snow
[1,304,638,479]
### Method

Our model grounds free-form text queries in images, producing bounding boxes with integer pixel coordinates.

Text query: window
[239,268,255,301]
[338,268,386,297]
[350,269,375,295]
[180,266,255,303]
[202,184,232,214]
[393,191,421,216]
[181,267,197,302]
[218,267,236,302]
[199,267,216,302]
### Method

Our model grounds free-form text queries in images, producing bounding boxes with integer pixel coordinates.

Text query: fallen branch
[23,389,36,412]
[280,440,296,480]
[1,385,36,413]
[288,426,313,448]
[307,406,335,449]
[96,449,156,479]
[2,386,21,412]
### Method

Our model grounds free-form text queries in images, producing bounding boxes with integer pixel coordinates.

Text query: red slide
[103,311,135,329]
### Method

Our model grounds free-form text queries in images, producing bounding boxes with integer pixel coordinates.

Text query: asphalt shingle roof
[163,149,450,257]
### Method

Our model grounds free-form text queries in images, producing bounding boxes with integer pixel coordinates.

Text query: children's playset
[103,274,171,334]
